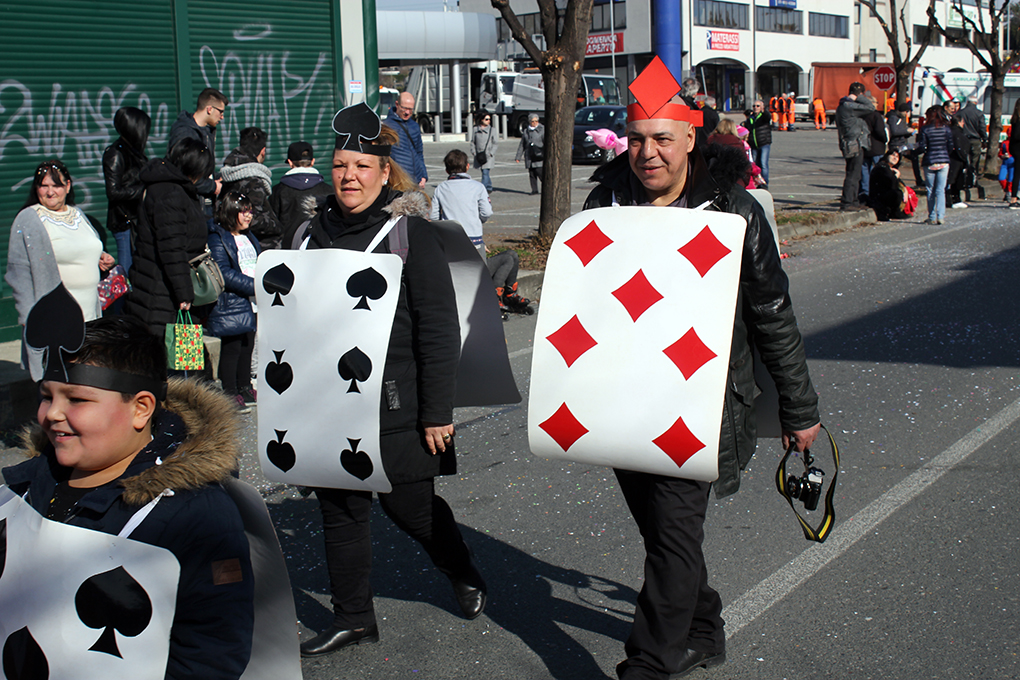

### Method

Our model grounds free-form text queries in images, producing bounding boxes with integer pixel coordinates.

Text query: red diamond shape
[628,55,681,120]
[652,416,705,469]
[612,269,664,322]
[546,315,597,367]
[539,403,589,452]
[663,328,717,380]
[565,220,613,267]
[678,226,731,278]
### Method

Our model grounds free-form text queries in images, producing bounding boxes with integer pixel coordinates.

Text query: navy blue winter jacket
[917,125,955,167]
[206,219,260,338]
[388,107,429,185]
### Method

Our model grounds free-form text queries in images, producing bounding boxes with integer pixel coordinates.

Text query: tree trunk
[985,75,1005,176]
[895,70,911,109]
[538,65,583,241]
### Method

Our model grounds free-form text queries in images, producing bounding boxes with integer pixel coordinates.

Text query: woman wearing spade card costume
[298,109,487,658]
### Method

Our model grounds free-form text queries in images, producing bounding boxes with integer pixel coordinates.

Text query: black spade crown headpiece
[332,102,391,156]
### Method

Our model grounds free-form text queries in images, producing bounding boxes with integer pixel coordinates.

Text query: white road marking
[722,392,1020,639]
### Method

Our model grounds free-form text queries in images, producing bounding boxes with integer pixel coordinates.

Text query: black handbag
[477,151,488,166]
[529,144,544,162]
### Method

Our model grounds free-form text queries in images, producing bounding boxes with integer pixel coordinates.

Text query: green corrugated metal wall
[0,0,341,341]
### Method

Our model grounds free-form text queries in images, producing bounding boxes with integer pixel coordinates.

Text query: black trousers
[528,165,543,194]
[615,470,724,680]
[218,331,254,395]
[314,479,474,628]
[841,151,864,207]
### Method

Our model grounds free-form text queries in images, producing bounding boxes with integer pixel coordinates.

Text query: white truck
[501,72,621,135]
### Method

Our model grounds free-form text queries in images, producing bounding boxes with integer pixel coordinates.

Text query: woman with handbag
[207,189,260,413]
[6,159,115,373]
[125,138,214,340]
[515,113,545,195]
[470,110,497,193]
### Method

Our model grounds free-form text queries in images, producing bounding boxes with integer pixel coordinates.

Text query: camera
[785,466,824,511]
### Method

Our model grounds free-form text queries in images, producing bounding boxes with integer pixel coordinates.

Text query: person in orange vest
[769,94,780,127]
[775,93,788,131]
[785,92,796,131]
[813,96,826,129]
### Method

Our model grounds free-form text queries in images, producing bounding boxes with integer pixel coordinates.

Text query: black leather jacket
[102,138,147,233]
[584,145,820,497]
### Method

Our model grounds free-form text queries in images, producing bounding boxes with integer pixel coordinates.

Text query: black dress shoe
[299,623,379,657]
[669,648,726,678]
[449,561,487,619]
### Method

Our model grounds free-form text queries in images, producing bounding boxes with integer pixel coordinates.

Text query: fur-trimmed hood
[382,188,431,219]
[14,378,242,506]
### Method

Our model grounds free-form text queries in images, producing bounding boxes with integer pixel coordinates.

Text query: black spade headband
[332,102,391,156]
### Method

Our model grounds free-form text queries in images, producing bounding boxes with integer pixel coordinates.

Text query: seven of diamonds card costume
[528,58,820,679]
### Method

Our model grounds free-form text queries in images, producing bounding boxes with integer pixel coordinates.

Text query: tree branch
[491,0,547,71]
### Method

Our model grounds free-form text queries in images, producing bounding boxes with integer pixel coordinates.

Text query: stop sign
[874,66,896,91]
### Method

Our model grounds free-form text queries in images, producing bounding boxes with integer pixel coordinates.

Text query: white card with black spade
[255,249,402,493]
[0,486,179,680]
[528,206,746,481]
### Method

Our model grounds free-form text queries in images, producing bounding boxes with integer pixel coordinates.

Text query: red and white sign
[706,30,739,51]
[873,66,896,91]
[586,32,624,55]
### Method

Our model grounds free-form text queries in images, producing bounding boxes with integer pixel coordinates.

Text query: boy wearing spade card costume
[3,312,255,680]
[581,59,821,679]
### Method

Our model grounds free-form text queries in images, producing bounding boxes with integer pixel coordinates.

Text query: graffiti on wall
[197,23,334,167]
[0,22,334,218]
[0,80,171,209]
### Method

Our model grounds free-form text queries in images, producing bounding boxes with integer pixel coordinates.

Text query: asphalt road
[4,132,1019,679]
[277,193,1018,679]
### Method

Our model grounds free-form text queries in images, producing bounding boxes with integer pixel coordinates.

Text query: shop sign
[769,0,796,8]
[946,4,980,29]
[706,30,739,51]
[586,32,624,55]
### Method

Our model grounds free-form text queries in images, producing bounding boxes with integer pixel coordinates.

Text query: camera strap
[775,424,840,543]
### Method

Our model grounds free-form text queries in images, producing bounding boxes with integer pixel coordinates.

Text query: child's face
[38,381,151,486]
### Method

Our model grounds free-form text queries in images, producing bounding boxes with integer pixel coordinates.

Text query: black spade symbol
[24,284,86,383]
[337,348,372,393]
[267,430,296,472]
[265,350,294,395]
[331,102,383,152]
[340,438,373,480]
[75,566,152,658]
[262,263,295,306]
[346,268,387,311]
[2,626,48,680]
[0,518,6,582]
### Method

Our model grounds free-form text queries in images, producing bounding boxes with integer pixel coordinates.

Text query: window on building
[756,6,802,34]
[592,0,627,32]
[855,2,861,24]
[693,0,750,30]
[913,24,942,46]
[945,27,970,47]
[808,12,849,38]
[869,48,877,61]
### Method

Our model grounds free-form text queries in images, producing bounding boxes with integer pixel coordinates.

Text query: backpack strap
[364,215,409,263]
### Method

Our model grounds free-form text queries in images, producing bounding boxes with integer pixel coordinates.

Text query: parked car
[794,96,811,122]
[572,105,627,164]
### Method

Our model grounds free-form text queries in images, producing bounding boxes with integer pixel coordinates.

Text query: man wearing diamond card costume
[580,58,821,678]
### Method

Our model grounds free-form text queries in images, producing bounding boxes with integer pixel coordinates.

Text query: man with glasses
[168,87,228,214]
[745,100,772,187]
[389,92,429,188]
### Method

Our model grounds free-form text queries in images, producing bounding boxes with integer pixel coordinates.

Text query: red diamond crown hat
[627,56,702,127]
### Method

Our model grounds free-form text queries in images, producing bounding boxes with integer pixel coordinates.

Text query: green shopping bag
[164,311,204,370]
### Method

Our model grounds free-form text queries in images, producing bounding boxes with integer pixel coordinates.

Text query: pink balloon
[586,128,628,156]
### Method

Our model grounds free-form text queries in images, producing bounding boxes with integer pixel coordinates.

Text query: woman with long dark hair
[102,106,151,273]
[916,105,956,224]
[470,110,497,193]
[124,138,214,335]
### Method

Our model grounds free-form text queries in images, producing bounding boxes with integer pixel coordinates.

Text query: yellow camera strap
[775,424,840,543]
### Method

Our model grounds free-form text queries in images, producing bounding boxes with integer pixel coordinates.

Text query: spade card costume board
[256,249,403,493]
[0,486,179,680]
[528,206,747,480]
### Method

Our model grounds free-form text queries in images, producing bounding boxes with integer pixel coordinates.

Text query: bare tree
[491,0,594,240]
[858,0,937,108]
[927,0,1020,174]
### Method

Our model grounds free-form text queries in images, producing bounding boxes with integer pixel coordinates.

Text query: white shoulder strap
[118,489,174,538]
[365,215,403,253]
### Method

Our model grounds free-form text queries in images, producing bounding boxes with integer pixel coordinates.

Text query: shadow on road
[270,498,631,680]
[803,242,1020,368]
